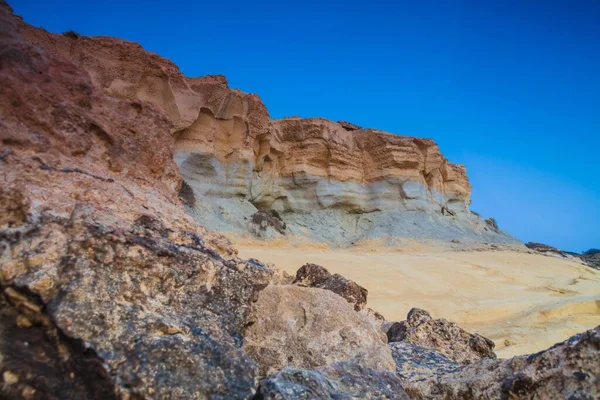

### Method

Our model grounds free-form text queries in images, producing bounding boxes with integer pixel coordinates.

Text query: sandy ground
[236,244,600,358]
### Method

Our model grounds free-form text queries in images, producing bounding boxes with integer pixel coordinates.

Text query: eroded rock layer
[2,4,599,398]
[18,17,519,245]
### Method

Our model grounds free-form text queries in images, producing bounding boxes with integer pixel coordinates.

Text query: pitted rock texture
[1,208,272,398]
[255,361,410,400]
[293,263,368,311]
[243,285,395,378]
[389,342,462,381]
[16,15,520,246]
[387,308,496,365]
[401,325,600,399]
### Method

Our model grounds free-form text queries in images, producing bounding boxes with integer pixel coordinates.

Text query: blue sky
[12,0,599,251]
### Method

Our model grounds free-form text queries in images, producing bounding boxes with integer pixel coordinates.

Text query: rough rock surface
[0,4,274,397]
[293,263,368,311]
[389,342,462,381]
[243,285,395,378]
[255,361,410,400]
[387,308,496,364]
[401,325,600,399]
[250,210,287,239]
[17,15,520,246]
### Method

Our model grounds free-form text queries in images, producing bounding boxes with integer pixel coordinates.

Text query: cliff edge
[19,17,519,245]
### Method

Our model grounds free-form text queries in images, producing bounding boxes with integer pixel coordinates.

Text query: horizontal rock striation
[18,18,519,245]
[3,3,598,398]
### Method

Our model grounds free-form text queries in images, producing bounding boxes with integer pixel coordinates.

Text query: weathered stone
[243,285,395,378]
[387,308,496,364]
[250,210,287,238]
[360,307,387,332]
[255,361,410,399]
[293,263,368,311]
[402,325,600,399]
[293,263,332,287]
[1,207,273,398]
[389,342,462,381]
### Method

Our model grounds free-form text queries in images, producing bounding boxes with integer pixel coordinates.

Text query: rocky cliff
[1,3,598,398]
[18,17,518,245]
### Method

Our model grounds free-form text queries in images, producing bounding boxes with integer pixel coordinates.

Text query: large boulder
[243,285,395,378]
[387,308,496,364]
[293,263,368,311]
[255,361,409,399]
[401,325,600,399]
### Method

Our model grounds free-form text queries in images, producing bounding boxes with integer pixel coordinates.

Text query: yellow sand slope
[237,245,600,358]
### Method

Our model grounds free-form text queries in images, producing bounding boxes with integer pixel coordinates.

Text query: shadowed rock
[389,342,462,381]
[255,361,410,399]
[387,308,496,364]
[250,209,287,238]
[293,263,368,311]
[0,287,120,399]
[401,325,600,399]
[243,285,394,378]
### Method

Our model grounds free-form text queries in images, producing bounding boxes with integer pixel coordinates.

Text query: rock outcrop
[17,15,520,246]
[0,5,273,397]
[256,361,410,400]
[526,242,600,270]
[4,3,598,399]
[397,325,600,399]
[581,249,600,270]
[243,285,395,378]
[293,263,368,311]
[387,308,496,364]
[250,210,287,239]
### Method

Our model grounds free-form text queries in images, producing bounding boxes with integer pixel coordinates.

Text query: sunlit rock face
[20,18,518,245]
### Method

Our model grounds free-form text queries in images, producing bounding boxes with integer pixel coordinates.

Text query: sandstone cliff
[18,18,518,245]
[1,3,598,398]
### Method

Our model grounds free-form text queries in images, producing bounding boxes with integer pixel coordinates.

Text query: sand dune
[236,245,600,358]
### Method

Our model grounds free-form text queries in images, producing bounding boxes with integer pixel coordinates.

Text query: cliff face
[19,19,517,245]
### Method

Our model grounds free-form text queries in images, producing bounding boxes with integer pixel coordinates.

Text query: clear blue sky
[12,0,599,252]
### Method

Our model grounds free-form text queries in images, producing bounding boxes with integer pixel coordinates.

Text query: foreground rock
[293,263,368,311]
[400,325,600,399]
[389,342,462,381]
[243,285,394,378]
[255,361,409,399]
[387,308,496,364]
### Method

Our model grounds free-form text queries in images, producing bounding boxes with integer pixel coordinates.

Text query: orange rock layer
[20,20,471,216]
